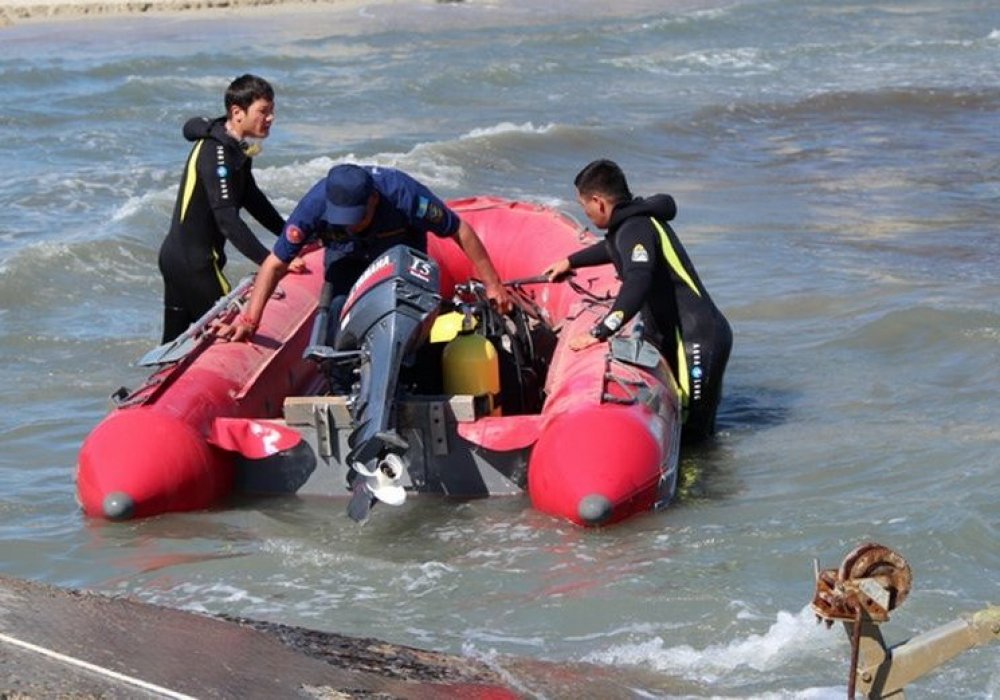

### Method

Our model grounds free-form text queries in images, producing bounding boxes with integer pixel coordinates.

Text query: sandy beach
[0,0,389,27]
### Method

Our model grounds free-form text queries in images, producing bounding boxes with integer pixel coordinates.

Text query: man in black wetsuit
[157,74,293,343]
[543,159,732,441]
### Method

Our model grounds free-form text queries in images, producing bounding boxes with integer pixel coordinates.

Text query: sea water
[0,1,997,697]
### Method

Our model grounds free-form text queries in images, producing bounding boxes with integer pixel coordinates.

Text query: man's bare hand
[212,315,256,342]
[542,258,573,282]
[568,332,601,351]
[485,281,514,315]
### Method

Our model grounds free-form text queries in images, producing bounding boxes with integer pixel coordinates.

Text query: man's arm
[212,206,272,265]
[243,172,286,236]
[214,253,289,342]
[569,227,654,351]
[195,144,273,265]
[568,241,613,269]
[453,219,512,313]
[544,241,611,281]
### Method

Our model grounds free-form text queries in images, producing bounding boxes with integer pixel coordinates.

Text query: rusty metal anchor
[811,542,998,700]
[811,542,912,699]
[812,542,912,626]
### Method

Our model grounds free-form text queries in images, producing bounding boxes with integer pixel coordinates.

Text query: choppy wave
[234,121,576,203]
[583,606,842,696]
[741,86,999,121]
[677,86,1000,140]
[826,305,1000,356]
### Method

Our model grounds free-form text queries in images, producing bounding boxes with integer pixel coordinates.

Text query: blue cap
[324,164,374,225]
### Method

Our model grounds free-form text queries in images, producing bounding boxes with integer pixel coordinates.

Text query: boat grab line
[0,630,198,699]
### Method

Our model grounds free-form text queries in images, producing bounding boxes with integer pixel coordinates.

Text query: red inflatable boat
[77,197,682,526]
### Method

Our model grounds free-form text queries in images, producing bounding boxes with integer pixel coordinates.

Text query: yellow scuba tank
[441,313,501,416]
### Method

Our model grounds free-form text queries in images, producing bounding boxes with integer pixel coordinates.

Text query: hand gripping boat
[77,197,690,526]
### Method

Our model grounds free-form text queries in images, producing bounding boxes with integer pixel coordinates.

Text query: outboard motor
[336,245,441,466]
[305,245,441,516]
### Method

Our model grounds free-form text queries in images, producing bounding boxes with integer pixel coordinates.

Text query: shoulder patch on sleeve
[416,196,445,225]
[286,224,304,245]
[630,243,649,263]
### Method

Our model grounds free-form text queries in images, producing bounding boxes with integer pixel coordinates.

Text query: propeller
[346,453,408,524]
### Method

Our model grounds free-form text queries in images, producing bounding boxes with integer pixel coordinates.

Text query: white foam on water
[460,122,556,140]
[113,188,173,223]
[397,561,458,597]
[123,73,233,91]
[138,581,270,614]
[252,150,466,196]
[583,606,840,684]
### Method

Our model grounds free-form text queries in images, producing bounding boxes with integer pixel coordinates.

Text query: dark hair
[574,159,632,204]
[225,74,275,112]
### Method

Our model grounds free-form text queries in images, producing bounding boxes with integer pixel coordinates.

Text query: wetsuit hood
[608,193,677,232]
[183,116,223,142]
[182,116,249,165]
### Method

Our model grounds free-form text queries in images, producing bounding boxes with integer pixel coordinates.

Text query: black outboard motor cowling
[333,245,441,468]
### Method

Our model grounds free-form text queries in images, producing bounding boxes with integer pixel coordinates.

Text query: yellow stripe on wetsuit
[213,249,230,294]
[181,140,230,295]
[650,217,698,411]
[650,217,701,298]
[179,141,204,223]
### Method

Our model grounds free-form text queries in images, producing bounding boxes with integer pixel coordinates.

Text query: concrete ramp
[0,575,696,698]
[0,574,516,698]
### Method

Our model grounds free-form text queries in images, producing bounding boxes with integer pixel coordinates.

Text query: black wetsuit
[157,116,285,343]
[569,194,733,441]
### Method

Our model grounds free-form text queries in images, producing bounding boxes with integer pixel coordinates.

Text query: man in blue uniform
[215,163,511,344]
[543,159,732,440]
[157,74,292,343]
